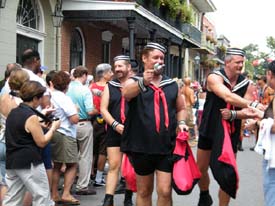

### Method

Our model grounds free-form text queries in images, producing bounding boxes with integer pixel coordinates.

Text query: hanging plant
[219,45,226,53]
[152,0,181,19]
[179,2,194,24]
[213,39,218,45]
[206,35,212,41]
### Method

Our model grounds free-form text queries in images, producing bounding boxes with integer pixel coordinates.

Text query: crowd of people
[0,43,275,206]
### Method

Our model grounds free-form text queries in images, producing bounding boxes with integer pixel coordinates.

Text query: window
[70,29,83,69]
[16,0,44,64]
[102,41,110,63]
[16,0,39,30]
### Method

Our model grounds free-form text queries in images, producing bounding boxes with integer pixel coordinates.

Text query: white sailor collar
[212,70,249,92]
[132,75,175,88]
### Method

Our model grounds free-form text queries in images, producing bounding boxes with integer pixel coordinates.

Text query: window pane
[16,0,39,30]
[70,29,83,69]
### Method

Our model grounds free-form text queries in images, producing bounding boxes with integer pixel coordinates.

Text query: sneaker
[198,193,213,206]
[94,178,106,187]
[243,129,250,137]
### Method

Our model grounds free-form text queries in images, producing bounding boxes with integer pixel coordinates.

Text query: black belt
[79,118,90,122]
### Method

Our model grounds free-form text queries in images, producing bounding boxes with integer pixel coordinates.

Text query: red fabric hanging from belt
[120,89,126,124]
[149,85,169,133]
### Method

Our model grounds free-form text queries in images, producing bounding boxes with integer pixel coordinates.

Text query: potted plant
[179,2,193,23]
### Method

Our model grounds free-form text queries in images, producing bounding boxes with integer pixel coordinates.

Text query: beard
[115,71,127,79]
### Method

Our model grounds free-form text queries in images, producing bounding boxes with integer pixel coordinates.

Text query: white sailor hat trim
[113,55,131,62]
[226,48,245,57]
[144,42,167,54]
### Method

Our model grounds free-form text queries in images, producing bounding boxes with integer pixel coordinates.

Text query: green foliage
[266,36,275,55]
[243,43,270,77]
[180,2,194,23]
[148,0,193,23]
[243,44,259,61]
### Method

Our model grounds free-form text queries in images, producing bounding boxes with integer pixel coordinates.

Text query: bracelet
[111,120,119,130]
[178,120,186,125]
[138,78,148,92]
[250,101,259,108]
[229,110,237,121]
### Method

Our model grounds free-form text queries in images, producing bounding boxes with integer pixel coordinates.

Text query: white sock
[95,170,103,183]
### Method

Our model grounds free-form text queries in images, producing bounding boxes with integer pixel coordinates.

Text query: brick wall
[61,20,127,76]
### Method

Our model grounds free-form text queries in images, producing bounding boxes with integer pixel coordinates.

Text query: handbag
[172,131,201,195]
[121,154,137,192]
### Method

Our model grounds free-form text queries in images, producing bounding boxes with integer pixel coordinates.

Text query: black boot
[237,143,244,151]
[237,141,244,151]
[102,194,114,206]
[124,189,133,206]
[198,190,213,206]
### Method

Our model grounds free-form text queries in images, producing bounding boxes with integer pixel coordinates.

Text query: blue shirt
[67,80,94,120]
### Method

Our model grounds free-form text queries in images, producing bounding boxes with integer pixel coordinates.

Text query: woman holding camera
[49,71,80,205]
[3,81,60,206]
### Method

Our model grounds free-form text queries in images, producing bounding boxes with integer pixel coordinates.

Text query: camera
[45,114,59,123]
[154,63,165,75]
[39,114,59,124]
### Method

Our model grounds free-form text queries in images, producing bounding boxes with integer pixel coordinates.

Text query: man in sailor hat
[196,47,264,206]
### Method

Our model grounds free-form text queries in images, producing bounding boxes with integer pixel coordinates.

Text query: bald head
[183,77,191,86]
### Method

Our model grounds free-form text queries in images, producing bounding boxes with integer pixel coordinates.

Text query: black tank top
[199,69,249,144]
[121,75,178,154]
[106,79,128,139]
[5,103,42,169]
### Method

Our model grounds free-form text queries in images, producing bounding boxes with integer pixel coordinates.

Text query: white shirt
[0,68,49,95]
[51,90,78,138]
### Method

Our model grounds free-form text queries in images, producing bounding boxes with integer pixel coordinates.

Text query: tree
[266,36,275,55]
[243,44,259,77]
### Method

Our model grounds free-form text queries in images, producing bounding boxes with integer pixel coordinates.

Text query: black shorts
[198,135,213,151]
[106,134,121,147]
[198,135,238,153]
[129,153,173,176]
[93,121,107,156]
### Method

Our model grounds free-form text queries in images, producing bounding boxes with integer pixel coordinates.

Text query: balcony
[136,0,201,47]
[181,23,201,46]
[200,32,216,54]
[135,0,182,30]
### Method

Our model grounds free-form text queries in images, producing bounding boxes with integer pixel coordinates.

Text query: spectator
[3,81,60,206]
[0,69,29,204]
[50,71,80,204]
[67,66,97,195]
[90,63,113,187]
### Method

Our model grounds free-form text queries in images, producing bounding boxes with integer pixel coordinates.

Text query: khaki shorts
[51,131,78,163]
[186,106,194,127]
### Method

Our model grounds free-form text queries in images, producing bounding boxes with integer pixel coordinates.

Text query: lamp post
[52,0,63,70]
[194,55,201,83]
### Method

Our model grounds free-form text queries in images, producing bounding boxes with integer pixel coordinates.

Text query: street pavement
[62,136,264,206]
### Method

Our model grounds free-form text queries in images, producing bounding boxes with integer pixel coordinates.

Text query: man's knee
[197,149,211,172]
[157,187,171,199]
[138,187,153,199]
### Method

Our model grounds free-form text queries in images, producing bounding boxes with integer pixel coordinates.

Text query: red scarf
[149,85,169,133]
[120,89,126,124]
